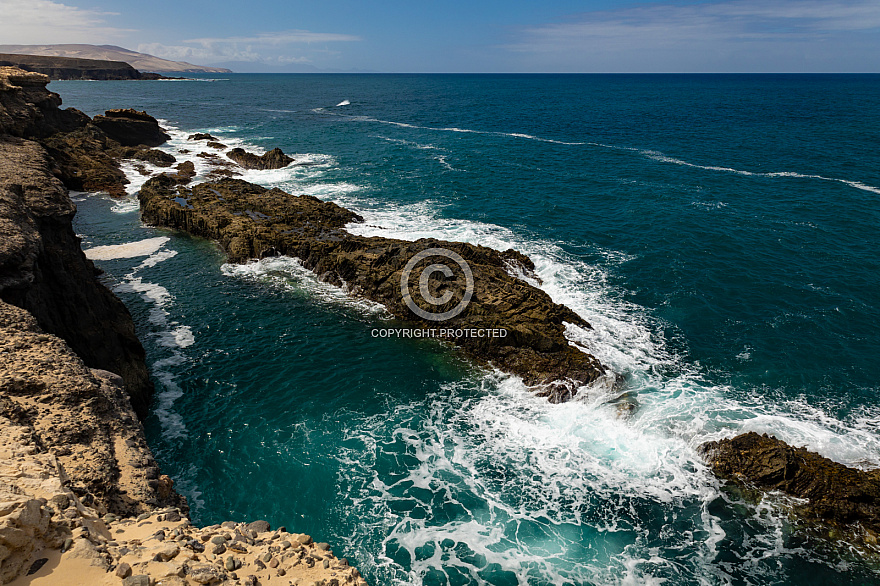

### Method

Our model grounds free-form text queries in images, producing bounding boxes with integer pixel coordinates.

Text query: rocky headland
[0,54,178,81]
[0,66,366,585]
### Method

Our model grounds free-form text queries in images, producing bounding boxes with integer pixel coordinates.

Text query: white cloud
[0,0,130,43]
[138,29,359,67]
[183,30,361,46]
[502,0,880,71]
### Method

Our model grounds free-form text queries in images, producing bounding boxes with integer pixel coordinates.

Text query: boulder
[132,148,176,167]
[227,147,293,170]
[92,109,169,147]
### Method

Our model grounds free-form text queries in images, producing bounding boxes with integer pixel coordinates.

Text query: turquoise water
[65,74,880,585]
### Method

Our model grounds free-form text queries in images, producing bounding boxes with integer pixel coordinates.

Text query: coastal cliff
[0,54,173,81]
[0,66,368,585]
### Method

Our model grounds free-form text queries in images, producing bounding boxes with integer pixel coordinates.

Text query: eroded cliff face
[0,68,154,417]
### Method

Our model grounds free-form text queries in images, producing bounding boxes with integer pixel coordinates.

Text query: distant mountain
[0,44,232,73]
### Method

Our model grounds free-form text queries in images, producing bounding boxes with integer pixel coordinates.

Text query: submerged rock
[227,146,293,169]
[700,432,880,532]
[139,176,607,400]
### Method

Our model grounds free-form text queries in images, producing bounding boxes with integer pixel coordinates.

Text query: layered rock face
[0,54,165,81]
[700,432,880,533]
[139,176,608,401]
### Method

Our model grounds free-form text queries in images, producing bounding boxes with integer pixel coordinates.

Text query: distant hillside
[0,44,232,73]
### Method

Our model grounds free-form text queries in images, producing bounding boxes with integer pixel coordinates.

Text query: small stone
[243,575,258,586]
[246,520,270,534]
[61,538,73,552]
[187,563,222,584]
[116,562,132,578]
[339,558,349,567]
[315,542,330,551]
[277,568,286,576]
[210,535,227,545]
[27,558,49,575]
[122,576,151,586]
[280,540,291,549]
[260,552,272,563]
[137,513,150,521]
[323,558,330,569]
[225,556,236,571]
[268,558,279,568]
[165,511,182,523]
[211,543,226,555]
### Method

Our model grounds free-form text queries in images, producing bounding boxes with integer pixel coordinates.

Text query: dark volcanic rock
[187,133,217,141]
[0,67,89,138]
[700,432,880,532]
[139,176,607,400]
[92,109,169,147]
[131,148,176,167]
[41,124,130,196]
[164,160,196,184]
[227,147,293,170]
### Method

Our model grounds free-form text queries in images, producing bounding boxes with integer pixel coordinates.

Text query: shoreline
[0,66,368,586]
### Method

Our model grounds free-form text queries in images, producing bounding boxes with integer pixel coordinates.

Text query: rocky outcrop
[1,67,172,197]
[92,109,170,148]
[700,432,880,533]
[226,147,293,170]
[0,67,88,139]
[139,176,608,401]
[0,54,176,81]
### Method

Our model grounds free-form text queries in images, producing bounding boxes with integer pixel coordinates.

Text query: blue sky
[1,0,879,72]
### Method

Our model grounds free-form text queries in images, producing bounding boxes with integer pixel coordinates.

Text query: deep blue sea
[61,74,880,585]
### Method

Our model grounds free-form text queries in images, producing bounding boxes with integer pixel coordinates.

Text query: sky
[1,0,879,72]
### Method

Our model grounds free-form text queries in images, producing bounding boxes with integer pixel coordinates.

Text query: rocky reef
[700,432,880,535]
[138,176,608,401]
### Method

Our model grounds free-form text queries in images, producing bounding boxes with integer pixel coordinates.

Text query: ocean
[62,74,880,585]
